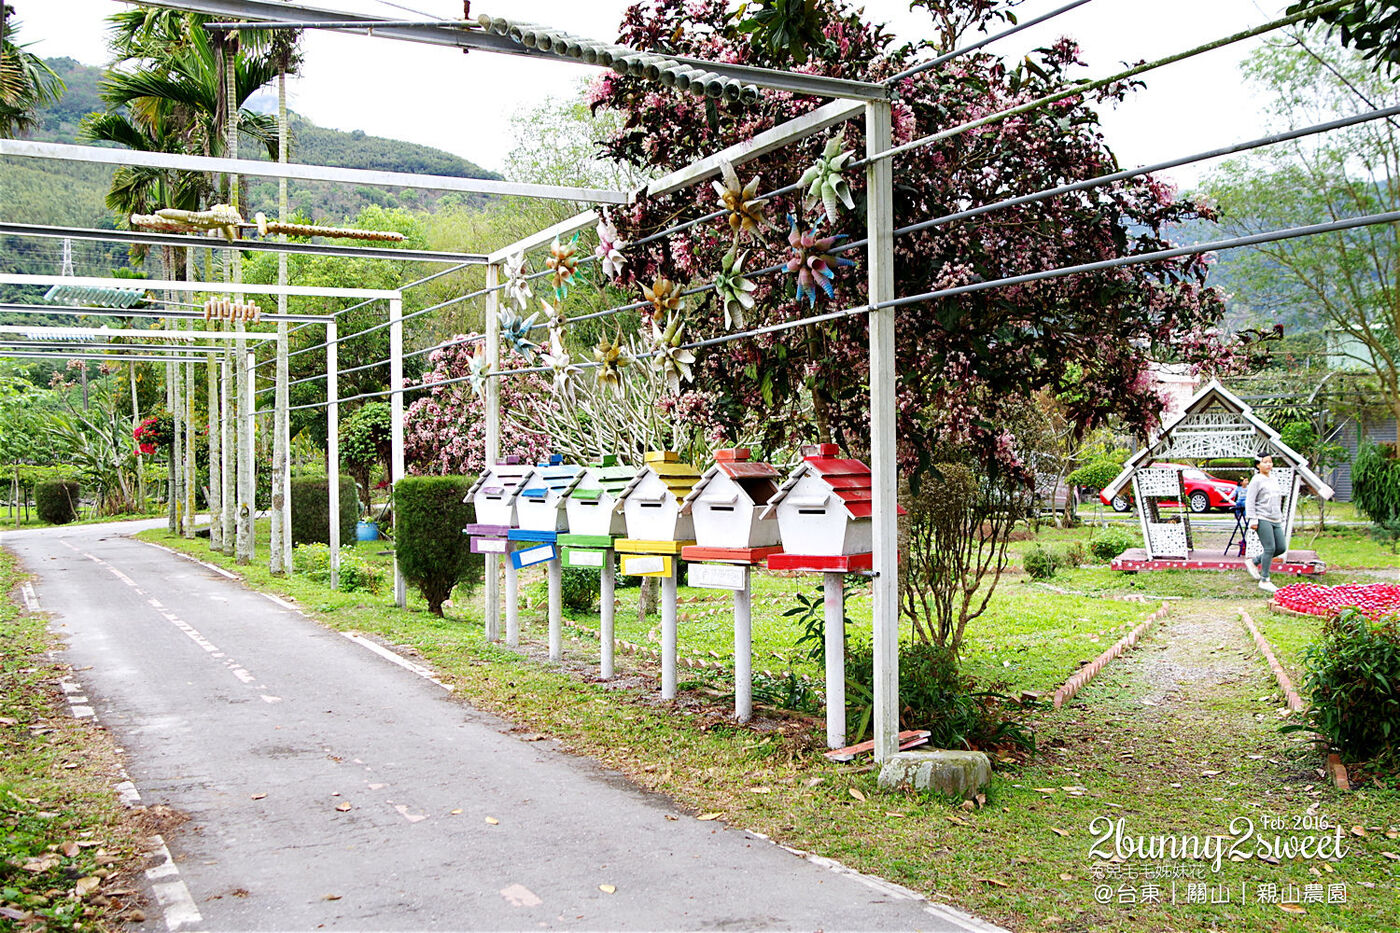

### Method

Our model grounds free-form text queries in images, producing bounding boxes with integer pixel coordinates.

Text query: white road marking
[145,835,204,931]
[340,632,452,692]
[499,883,543,907]
[262,592,298,610]
[138,539,239,579]
[21,582,41,611]
[393,803,427,823]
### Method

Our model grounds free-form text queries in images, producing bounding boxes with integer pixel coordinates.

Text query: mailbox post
[510,454,582,660]
[464,456,532,645]
[559,455,636,679]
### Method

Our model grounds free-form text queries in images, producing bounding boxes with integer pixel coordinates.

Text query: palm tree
[1,4,65,136]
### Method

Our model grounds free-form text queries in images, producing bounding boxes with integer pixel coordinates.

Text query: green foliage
[1286,0,1400,74]
[846,642,1034,752]
[291,543,384,594]
[1353,443,1400,524]
[782,583,856,664]
[1061,541,1086,569]
[34,480,79,525]
[1295,609,1400,761]
[289,475,358,547]
[1022,545,1061,580]
[750,669,823,715]
[394,475,479,616]
[731,0,833,64]
[339,401,393,506]
[561,567,599,613]
[1066,458,1123,490]
[1088,527,1135,562]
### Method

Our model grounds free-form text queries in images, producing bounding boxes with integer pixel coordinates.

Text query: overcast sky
[18,0,1287,190]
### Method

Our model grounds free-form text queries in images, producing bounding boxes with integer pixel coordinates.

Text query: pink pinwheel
[785,214,855,306]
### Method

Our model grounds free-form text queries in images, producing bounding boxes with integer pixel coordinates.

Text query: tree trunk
[270,63,290,573]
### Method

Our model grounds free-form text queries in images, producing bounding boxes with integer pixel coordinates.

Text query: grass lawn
[1,508,167,531]
[135,523,1400,933]
[0,550,148,929]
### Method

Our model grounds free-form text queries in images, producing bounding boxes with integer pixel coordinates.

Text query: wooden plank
[823,730,930,762]
[681,545,782,564]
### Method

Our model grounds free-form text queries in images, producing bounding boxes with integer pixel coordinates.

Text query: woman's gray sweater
[1246,473,1284,523]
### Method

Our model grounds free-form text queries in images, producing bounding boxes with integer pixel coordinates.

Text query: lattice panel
[1147,522,1189,559]
[1136,468,1182,497]
[1159,431,1264,461]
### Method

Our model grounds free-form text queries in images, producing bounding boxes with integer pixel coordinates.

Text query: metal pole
[245,348,256,559]
[734,568,752,723]
[661,564,678,700]
[600,548,615,679]
[865,99,899,764]
[236,326,253,564]
[547,556,562,660]
[208,316,222,552]
[172,332,184,533]
[273,321,290,571]
[221,350,235,551]
[505,545,519,646]
[823,571,846,749]
[389,296,406,608]
[327,318,340,590]
[184,246,196,537]
[483,263,502,642]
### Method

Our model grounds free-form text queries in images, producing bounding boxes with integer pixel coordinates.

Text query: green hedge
[395,475,479,616]
[290,475,359,547]
[35,480,80,525]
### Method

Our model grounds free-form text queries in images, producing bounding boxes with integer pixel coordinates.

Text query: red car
[1100,463,1240,514]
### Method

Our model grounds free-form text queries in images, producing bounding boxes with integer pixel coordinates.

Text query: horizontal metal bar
[0,222,487,264]
[0,302,323,323]
[0,324,277,341]
[0,340,231,354]
[487,211,597,263]
[0,350,210,363]
[204,18,465,29]
[0,272,399,300]
[663,53,885,101]
[0,138,628,205]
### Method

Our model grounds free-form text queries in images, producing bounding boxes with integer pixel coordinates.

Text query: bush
[395,475,479,616]
[1353,443,1400,553]
[1088,527,1135,562]
[34,480,79,525]
[846,642,1033,752]
[290,475,358,547]
[1022,545,1060,579]
[1062,541,1087,568]
[1065,458,1122,491]
[1296,609,1400,761]
[562,567,598,612]
[291,543,385,594]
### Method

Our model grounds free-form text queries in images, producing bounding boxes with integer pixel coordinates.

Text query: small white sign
[622,555,665,575]
[517,544,556,567]
[689,563,748,590]
[568,549,604,568]
[476,539,506,553]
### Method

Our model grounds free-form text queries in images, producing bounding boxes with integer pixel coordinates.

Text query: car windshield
[1182,469,1207,480]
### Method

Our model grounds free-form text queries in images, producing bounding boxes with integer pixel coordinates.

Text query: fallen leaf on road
[885,811,905,818]
[598,884,616,894]
[1201,770,1221,777]
[697,812,722,821]
[1034,788,1057,794]
[1351,826,1367,837]
[250,793,266,800]
[1381,852,1399,861]
[21,855,58,873]
[848,787,866,802]
[1280,904,1305,914]
[322,894,341,901]
[0,717,17,726]
[664,814,678,821]
[485,817,499,825]
[450,809,462,815]
[947,815,968,826]
[805,777,823,787]
[0,907,32,922]
[1058,873,1073,881]
[74,877,100,897]
[335,802,352,812]
[979,878,1009,888]
[1051,828,1070,838]
[60,842,80,857]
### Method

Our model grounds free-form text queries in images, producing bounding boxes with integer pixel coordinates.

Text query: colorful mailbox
[760,443,875,561]
[560,455,635,571]
[614,450,701,577]
[464,456,533,555]
[680,448,782,561]
[508,455,580,569]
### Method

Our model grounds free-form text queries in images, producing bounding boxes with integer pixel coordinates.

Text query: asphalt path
[3,520,1004,933]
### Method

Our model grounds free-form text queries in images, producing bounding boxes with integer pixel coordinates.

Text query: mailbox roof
[613,458,701,511]
[680,460,782,514]
[758,457,888,521]
[465,462,534,503]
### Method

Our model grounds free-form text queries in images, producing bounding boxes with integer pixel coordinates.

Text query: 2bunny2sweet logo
[1087,814,1349,874]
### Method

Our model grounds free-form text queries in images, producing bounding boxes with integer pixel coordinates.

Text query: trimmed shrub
[395,475,479,616]
[1022,545,1060,579]
[1296,609,1400,761]
[1065,458,1122,492]
[35,480,79,525]
[1088,527,1135,562]
[1353,443,1400,553]
[291,543,385,594]
[290,475,358,547]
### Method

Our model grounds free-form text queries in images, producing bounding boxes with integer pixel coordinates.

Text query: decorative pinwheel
[712,249,757,330]
[467,344,492,397]
[798,136,856,224]
[593,333,632,396]
[540,330,580,398]
[594,214,627,281]
[712,159,767,240]
[539,298,568,334]
[786,215,855,306]
[642,276,684,321]
[649,315,696,395]
[504,250,533,310]
[547,234,580,298]
[498,308,540,363]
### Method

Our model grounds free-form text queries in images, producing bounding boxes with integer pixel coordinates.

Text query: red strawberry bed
[1272,581,1400,621]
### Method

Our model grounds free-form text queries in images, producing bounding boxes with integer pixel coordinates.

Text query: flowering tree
[403,336,555,476]
[591,0,1233,484]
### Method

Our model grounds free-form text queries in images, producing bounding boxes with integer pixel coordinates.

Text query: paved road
[2,521,1003,933]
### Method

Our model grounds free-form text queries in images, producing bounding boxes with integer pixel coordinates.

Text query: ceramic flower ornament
[712,249,757,330]
[642,276,684,321]
[786,215,856,306]
[649,314,697,395]
[498,308,540,363]
[504,250,533,310]
[467,344,492,397]
[712,159,767,240]
[798,136,856,224]
[593,333,632,396]
[547,234,580,297]
[540,330,580,398]
[594,214,627,281]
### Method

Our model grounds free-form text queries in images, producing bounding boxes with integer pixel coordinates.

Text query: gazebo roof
[1101,380,1334,500]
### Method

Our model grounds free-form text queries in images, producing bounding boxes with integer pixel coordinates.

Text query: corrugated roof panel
[651,461,702,479]
[844,501,873,518]
[833,488,873,503]
[718,461,780,479]
[806,458,870,477]
[823,475,872,490]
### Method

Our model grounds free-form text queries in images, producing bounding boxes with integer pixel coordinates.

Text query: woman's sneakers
[1259,580,1278,594]
[1245,559,1261,580]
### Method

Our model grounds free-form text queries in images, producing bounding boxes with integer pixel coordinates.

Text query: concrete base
[877,750,992,799]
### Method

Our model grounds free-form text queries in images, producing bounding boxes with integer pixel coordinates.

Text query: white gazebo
[1100,381,1334,573]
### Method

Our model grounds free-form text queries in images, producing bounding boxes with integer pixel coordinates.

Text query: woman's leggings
[1254,520,1284,581]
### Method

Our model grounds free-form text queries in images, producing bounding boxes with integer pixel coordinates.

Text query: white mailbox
[515,456,583,533]
[564,455,635,537]
[465,457,533,529]
[614,451,701,543]
[759,443,875,557]
[680,448,781,549]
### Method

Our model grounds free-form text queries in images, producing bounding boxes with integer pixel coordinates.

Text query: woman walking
[1243,454,1284,593]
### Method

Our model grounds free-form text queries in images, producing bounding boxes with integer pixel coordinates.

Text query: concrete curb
[1053,601,1172,709]
[1239,609,1305,713]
